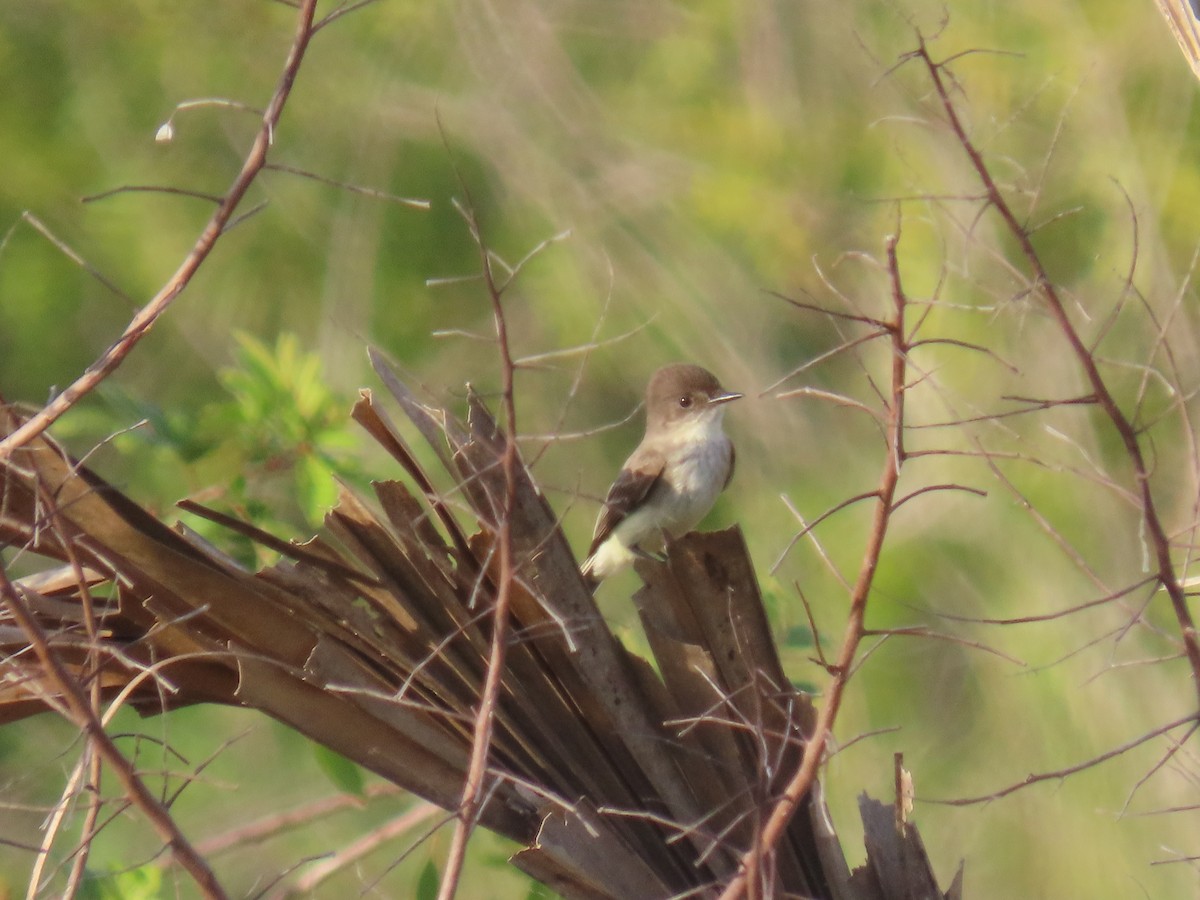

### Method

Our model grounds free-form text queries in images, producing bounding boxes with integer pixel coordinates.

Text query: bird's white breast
[655,417,732,535]
[584,405,733,580]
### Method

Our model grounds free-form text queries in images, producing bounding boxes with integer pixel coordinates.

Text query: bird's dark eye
[678,395,693,409]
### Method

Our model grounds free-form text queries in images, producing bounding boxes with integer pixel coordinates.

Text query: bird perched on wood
[582,363,741,585]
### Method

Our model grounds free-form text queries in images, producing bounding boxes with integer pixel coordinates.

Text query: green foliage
[313,744,367,799]
[416,859,440,900]
[103,332,364,559]
[213,332,358,515]
[78,864,163,900]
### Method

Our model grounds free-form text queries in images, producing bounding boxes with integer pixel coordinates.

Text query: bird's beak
[709,390,743,406]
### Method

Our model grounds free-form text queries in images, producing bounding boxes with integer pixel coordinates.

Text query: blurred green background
[4,0,1200,896]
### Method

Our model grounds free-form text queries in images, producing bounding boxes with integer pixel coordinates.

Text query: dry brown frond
[0,355,958,898]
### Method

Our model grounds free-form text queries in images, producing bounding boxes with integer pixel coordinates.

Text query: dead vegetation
[1,350,957,898]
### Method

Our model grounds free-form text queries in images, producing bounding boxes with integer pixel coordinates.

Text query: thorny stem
[913,35,1200,703]
[437,209,521,900]
[718,234,909,900]
[0,566,227,899]
[0,0,320,461]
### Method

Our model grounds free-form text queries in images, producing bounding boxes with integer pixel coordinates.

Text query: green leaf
[416,858,440,900]
[313,744,366,797]
[79,864,163,900]
[782,624,815,650]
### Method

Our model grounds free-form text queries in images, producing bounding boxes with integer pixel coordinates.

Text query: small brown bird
[582,363,742,583]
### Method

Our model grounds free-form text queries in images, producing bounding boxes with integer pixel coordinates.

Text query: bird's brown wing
[587,446,667,558]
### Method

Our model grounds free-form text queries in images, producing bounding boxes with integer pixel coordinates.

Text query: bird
[581,363,742,585]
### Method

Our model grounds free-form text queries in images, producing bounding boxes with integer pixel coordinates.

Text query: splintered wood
[1,358,961,899]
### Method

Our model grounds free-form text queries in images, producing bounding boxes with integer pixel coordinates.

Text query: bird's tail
[579,556,601,594]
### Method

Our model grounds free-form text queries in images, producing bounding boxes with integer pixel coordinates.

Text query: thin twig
[264,162,430,209]
[57,504,107,898]
[929,714,1198,806]
[81,185,224,205]
[280,803,442,896]
[18,213,132,303]
[1119,721,1200,817]
[436,192,522,899]
[194,784,402,858]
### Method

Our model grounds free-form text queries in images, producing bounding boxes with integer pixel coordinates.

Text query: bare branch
[912,34,1200,696]
[436,185,523,897]
[719,231,911,900]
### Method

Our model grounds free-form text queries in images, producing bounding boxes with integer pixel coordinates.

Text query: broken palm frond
[0,353,960,899]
